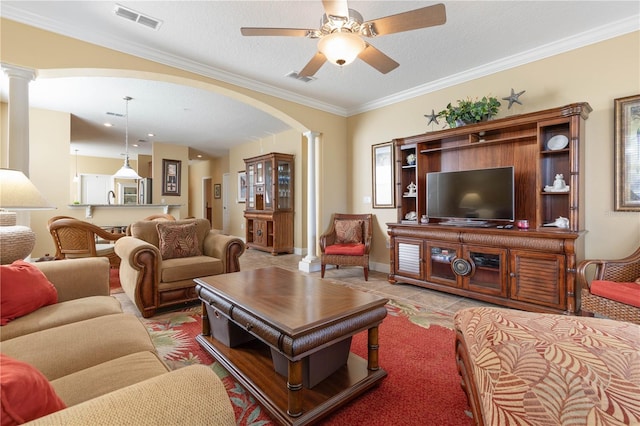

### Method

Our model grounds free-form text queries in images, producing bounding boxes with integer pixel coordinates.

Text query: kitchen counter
[68,204,181,218]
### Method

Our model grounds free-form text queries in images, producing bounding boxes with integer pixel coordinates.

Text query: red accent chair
[577,246,640,324]
[320,213,372,281]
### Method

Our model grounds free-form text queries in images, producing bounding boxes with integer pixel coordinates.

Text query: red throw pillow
[0,354,66,425]
[0,261,58,326]
[156,222,202,260]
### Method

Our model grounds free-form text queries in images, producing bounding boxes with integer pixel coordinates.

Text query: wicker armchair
[48,217,124,268]
[320,213,372,281]
[577,246,640,324]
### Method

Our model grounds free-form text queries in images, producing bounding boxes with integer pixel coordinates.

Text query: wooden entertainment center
[387,103,592,314]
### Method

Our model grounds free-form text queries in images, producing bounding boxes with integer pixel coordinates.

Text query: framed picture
[214,183,221,199]
[372,141,395,208]
[614,94,640,211]
[237,171,247,203]
[161,159,181,196]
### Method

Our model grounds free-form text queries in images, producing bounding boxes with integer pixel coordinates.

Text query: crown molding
[3,6,638,118]
[347,15,640,116]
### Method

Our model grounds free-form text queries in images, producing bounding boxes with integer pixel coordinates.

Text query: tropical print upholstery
[455,307,640,425]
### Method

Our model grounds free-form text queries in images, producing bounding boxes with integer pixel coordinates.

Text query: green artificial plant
[438,96,501,128]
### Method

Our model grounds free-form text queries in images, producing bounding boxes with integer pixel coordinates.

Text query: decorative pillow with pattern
[156,222,202,260]
[334,220,363,244]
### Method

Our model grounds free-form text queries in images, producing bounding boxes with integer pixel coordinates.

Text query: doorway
[203,177,212,224]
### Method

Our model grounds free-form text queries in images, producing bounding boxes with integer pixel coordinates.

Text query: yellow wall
[228,129,304,245]
[2,18,639,269]
[349,31,640,265]
[1,18,348,258]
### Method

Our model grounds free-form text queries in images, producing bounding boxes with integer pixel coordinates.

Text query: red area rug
[138,301,473,425]
[109,268,123,294]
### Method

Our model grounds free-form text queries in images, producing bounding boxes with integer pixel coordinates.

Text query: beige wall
[2,18,639,270]
[349,31,640,266]
[1,18,348,258]
[229,129,304,246]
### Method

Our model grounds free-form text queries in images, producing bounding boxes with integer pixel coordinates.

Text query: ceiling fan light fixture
[318,31,365,67]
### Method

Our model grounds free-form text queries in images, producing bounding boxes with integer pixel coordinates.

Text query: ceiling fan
[241,0,446,77]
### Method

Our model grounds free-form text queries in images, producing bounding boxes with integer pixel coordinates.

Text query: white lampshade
[318,32,366,67]
[0,169,54,210]
[113,156,141,180]
[0,168,55,264]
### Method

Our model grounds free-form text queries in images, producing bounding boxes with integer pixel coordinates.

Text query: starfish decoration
[502,88,526,109]
[424,109,439,126]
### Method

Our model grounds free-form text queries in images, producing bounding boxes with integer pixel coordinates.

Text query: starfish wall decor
[424,109,439,126]
[502,88,526,109]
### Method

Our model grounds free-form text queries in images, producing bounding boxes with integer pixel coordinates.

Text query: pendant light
[72,149,79,183]
[113,96,141,180]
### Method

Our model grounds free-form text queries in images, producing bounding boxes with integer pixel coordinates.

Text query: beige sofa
[0,257,235,425]
[115,218,245,318]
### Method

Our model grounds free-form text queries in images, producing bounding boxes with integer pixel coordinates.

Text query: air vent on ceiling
[285,71,316,83]
[106,111,125,117]
[114,4,163,30]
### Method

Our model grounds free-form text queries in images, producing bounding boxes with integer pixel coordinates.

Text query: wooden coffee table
[195,266,388,426]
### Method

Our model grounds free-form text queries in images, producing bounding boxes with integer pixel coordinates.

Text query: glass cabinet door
[277,160,292,210]
[264,160,273,209]
[247,164,255,209]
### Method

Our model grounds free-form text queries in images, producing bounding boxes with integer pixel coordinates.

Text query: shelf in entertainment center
[420,132,537,154]
[389,102,592,316]
[541,148,570,155]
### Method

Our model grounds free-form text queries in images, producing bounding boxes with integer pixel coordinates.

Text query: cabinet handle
[256,229,262,237]
[509,272,517,278]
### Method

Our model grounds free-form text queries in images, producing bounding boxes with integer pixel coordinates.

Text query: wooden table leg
[287,359,303,417]
[368,326,380,371]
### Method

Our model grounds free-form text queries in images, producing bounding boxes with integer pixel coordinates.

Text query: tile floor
[239,248,497,317]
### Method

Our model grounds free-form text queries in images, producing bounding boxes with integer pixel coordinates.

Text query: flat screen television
[426,166,515,226]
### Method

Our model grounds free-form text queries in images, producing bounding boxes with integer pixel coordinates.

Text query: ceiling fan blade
[358,44,399,74]
[322,0,349,18]
[299,52,327,77]
[364,3,446,36]
[241,27,314,37]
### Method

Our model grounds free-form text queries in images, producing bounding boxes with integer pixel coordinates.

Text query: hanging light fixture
[72,149,79,183]
[113,96,141,180]
[318,31,366,67]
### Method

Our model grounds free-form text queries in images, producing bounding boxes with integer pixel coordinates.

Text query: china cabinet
[243,152,294,255]
[387,103,591,314]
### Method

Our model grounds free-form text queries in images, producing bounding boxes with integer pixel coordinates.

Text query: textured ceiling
[1,1,638,159]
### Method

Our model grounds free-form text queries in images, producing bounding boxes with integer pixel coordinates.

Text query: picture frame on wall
[614,94,640,211]
[237,171,247,203]
[162,159,181,196]
[214,184,221,199]
[372,141,395,208]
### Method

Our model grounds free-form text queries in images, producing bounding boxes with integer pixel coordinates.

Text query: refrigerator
[139,178,152,204]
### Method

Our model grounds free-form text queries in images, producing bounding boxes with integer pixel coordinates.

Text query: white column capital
[2,64,36,81]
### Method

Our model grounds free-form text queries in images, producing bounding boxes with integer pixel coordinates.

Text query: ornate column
[299,131,321,273]
[2,64,36,173]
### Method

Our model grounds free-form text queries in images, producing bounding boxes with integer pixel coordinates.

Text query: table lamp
[0,168,55,264]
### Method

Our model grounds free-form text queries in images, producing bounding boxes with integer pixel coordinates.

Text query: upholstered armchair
[114,218,245,318]
[577,246,640,324]
[48,216,124,268]
[319,213,372,281]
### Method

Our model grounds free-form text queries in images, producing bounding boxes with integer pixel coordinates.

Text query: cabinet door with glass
[243,152,295,255]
